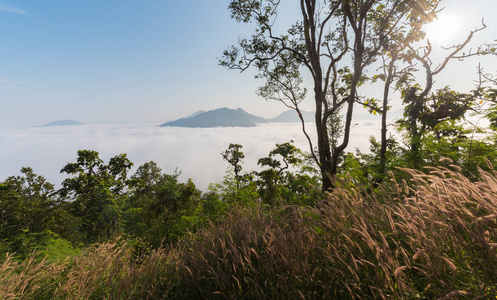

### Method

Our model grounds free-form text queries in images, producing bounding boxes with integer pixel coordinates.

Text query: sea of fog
[0,121,381,190]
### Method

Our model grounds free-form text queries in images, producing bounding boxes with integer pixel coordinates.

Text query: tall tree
[221,0,441,191]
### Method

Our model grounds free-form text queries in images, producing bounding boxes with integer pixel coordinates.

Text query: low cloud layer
[0,122,381,190]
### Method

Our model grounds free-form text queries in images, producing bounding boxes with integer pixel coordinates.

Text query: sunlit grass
[2,165,497,298]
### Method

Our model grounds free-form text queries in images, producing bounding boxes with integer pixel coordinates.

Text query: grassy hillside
[2,165,497,299]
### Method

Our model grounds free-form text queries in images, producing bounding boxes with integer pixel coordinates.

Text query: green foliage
[221,143,245,184]
[125,161,202,247]
[393,86,497,178]
[59,150,133,244]
[3,230,79,261]
[216,142,322,207]
[256,141,321,206]
[1,168,57,235]
[0,168,71,259]
[199,191,228,223]
[40,234,80,262]
[211,172,260,207]
[3,149,497,298]
[1,153,224,261]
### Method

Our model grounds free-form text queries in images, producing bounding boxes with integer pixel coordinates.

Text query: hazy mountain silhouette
[186,110,206,118]
[41,120,83,127]
[160,108,266,127]
[160,108,313,128]
[268,110,314,123]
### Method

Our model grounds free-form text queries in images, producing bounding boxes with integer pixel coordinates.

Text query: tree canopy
[221,0,490,191]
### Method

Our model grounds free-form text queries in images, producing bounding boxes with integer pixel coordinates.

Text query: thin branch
[295,105,319,164]
[355,99,383,114]
[317,1,340,51]
[432,21,487,75]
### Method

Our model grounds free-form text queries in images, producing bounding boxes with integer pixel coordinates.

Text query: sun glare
[424,13,465,45]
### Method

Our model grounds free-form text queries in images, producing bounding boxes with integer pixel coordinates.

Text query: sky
[0,0,495,128]
[0,0,291,128]
[0,1,496,187]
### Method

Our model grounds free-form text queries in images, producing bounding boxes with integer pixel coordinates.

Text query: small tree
[256,141,321,205]
[221,143,245,186]
[393,21,487,169]
[59,150,133,243]
[218,143,260,205]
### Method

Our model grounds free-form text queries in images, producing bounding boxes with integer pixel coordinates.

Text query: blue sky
[0,0,278,128]
[0,0,496,128]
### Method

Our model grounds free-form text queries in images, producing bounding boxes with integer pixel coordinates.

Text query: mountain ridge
[41,120,83,127]
[160,108,314,128]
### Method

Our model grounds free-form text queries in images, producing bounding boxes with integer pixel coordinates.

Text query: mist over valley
[0,120,379,190]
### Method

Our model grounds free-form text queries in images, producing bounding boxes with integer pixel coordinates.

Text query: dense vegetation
[2,158,497,298]
[2,0,497,298]
[0,141,321,261]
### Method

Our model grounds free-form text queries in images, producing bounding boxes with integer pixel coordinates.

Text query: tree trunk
[313,76,334,191]
[330,50,364,179]
[379,59,395,179]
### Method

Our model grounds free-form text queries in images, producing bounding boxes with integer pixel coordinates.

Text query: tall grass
[0,254,64,299]
[0,242,177,299]
[1,165,497,299]
[172,165,497,298]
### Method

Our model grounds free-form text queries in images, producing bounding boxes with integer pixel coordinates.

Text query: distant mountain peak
[41,120,83,127]
[269,110,314,123]
[160,107,266,128]
[186,110,206,118]
[160,108,314,128]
